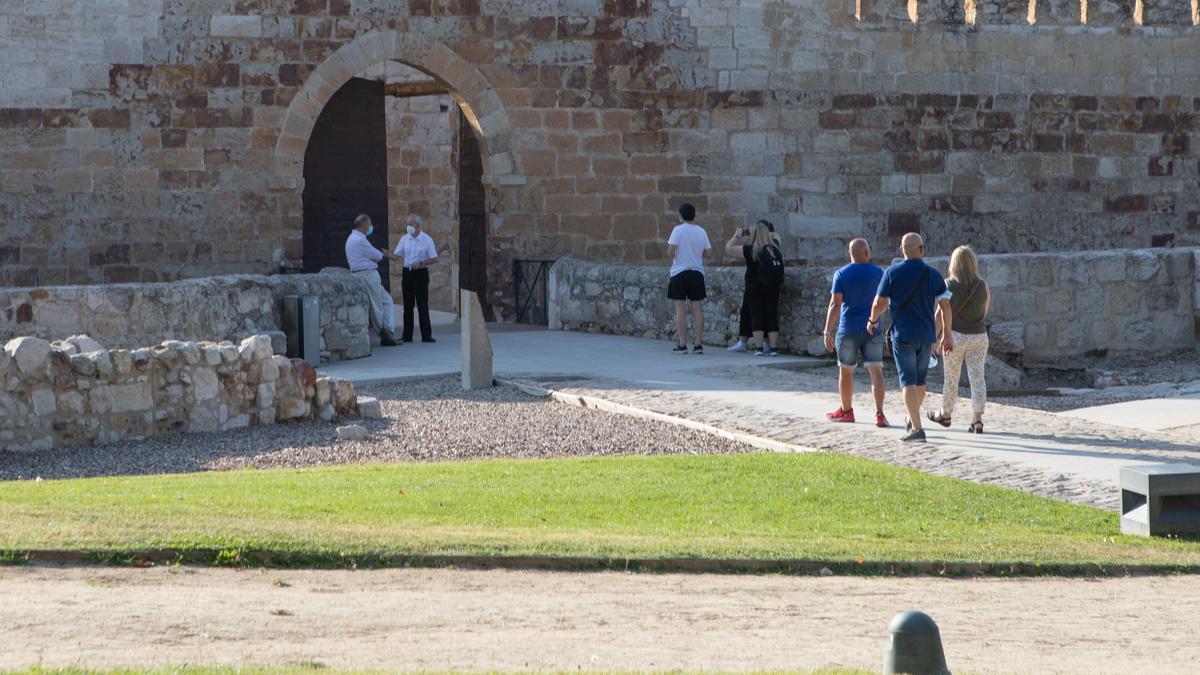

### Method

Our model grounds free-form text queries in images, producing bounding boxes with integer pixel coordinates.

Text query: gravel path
[0,376,751,481]
[4,566,1200,674]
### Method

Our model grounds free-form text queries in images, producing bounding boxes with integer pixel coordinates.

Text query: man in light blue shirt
[345,213,399,347]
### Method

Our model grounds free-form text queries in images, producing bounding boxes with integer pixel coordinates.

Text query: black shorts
[667,270,706,301]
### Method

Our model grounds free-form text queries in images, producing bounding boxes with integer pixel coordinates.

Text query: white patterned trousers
[942,331,989,416]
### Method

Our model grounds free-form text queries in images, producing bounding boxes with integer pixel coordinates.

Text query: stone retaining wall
[549,248,1199,364]
[0,270,372,363]
[0,334,360,453]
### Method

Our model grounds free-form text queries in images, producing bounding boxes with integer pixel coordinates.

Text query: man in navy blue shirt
[822,238,888,427]
[867,233,954,442]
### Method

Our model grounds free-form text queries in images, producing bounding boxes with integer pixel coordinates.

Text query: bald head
[901,232,924,259]
[848,238,870,263]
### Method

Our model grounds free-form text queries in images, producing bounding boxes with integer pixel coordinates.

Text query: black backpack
[756,244,785,288]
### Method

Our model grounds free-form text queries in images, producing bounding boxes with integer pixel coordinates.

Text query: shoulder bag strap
[950,280,981,316]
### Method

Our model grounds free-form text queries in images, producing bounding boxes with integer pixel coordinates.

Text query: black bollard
[883,610,950,675]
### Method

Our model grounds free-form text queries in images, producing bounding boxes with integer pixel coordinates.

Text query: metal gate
[513,259,555,325]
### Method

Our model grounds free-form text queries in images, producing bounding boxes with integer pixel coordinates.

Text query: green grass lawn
[1,452,1197,569]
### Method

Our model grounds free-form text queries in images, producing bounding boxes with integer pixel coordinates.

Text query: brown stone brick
[630,155,682,175]
[894,152,944,174]
[87,109,130,129]
[1033,134,1064,152]
[289,0,327,14]
[153,65,195,92]
[1187,212,1200,231]
[89,244,130,266]
[1069,96,1099,111]
[658,175,702,193]
[197,64,240,88]
[1162,133,1189,155]
[103,266,141,283]
[604,0,652,17]
[593,158,629,176]
[1151,233,1176,247]
[161,129,187,148]
[1141,114,1174,133]
[832,94,875,109]
[818,111,856,130]
[1103,195,1148,213]
[887,212,921,235]
[622,132,668,153]
[519,150,556,176]
[1148,156,1174,177]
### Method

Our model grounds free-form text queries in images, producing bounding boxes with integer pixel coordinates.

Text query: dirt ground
[2,566,1198,673]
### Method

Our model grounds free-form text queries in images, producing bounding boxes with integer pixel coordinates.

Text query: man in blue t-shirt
[867,233,954,443]
[822,238,887,427]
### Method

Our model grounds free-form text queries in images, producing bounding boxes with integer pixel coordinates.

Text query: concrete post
[460,289,493,390]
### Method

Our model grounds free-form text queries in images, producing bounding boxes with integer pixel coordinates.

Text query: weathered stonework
[0,270,372,362]
[0,334,361,453]
[2,2,1200,317]
[549,248,1199,364]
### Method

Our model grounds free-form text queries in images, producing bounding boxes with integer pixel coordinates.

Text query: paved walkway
[321,320,1200,511]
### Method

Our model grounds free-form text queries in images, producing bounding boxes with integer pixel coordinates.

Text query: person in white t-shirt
[666,202,712,354]
[392,213,438,343]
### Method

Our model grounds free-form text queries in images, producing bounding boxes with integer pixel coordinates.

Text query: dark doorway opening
[456,107,493,320]
[302,77,391,289]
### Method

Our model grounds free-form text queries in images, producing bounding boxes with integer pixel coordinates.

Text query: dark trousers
[401,267,432,341]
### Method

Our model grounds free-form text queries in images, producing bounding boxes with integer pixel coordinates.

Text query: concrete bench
[1120,463,1200,537]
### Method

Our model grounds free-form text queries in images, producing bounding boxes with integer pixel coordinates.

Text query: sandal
[926,410,952,428]
[968,421,984,434]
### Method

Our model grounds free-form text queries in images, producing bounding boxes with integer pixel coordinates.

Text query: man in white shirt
[392,213,438,343]
[344,214,400,347]
[666,202,711,354]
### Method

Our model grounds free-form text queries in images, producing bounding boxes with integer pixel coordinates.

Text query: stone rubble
[0,333,365,453]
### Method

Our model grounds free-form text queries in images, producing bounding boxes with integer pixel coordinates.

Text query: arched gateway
[272,31,522,314]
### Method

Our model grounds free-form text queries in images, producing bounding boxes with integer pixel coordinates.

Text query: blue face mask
[366,225,374,236]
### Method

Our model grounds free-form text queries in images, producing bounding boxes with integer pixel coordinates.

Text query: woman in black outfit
[724,221,782,356]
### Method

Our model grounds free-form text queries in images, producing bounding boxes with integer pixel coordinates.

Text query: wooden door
[302,77,390,289]
[456,108,492,319]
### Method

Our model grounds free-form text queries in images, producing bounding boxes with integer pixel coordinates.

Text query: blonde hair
[949,245,980,284]
[751,222,774,259]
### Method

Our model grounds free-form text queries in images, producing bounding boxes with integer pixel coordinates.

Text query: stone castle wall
[548,248,1199,364]
[0,270,373,362]
[2,2,1200,314]
[0,334,361,453]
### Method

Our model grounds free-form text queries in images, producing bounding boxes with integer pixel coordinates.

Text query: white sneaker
[727,341,747,353]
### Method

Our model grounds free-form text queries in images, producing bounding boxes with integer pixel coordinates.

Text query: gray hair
[353,214,371,229]
[407,214,423,228]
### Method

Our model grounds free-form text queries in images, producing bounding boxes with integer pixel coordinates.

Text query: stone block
[31,387,56,416]
[5,337,51,377]
[65,334,104,354]
[1129,251,1162,282]
[1092,254,1127,283]
[336,424,368,442]
[356,395,383,419]
[192,368,219,401]
[108,383,152,414]
[1121,464,1200,537]
[461,289,493,391]
[210,15,261,38]
[987,321,1024,354]
[985,354,1023,390]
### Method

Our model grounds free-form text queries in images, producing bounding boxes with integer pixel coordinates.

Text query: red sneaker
[829,408,855,423]
[875,411,889,428]
[826,407,847,420]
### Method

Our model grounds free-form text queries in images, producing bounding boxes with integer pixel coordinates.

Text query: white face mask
[406,225,416,236]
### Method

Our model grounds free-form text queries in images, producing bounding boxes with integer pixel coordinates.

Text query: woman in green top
[928,246,990,433]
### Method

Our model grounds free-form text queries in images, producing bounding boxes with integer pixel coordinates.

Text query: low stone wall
[0,270,372,363]
[549,248,1199,364]
[0,334,360,453]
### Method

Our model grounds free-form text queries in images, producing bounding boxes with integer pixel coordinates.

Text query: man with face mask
[345,213,400,347]
[392,213,438,343]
